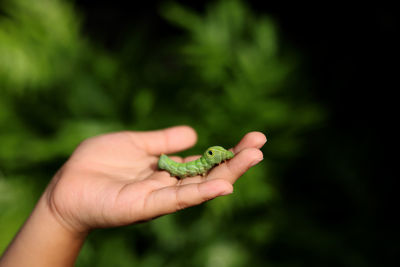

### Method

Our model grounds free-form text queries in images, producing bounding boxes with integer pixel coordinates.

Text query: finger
[207,147,263,184]
[183,155,201,162]
[177,148,261,185]
[169,156,184,163]
[131,126,197,155]
[175,175,204,186]
[174,147,264,186]
[143,179,233,217]
[233,132,267,153]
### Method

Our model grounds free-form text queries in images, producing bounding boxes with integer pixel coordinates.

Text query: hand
[45,126,266,234]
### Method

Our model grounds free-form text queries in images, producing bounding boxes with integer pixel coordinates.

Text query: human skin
[0,126,266,267]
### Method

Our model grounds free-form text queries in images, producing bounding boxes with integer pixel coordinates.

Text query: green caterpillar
[158,146,234,178]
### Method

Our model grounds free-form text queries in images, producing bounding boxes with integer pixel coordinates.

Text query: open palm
[45,126,266,233]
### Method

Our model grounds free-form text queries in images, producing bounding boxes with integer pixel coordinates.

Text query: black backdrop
[71,1,399,265]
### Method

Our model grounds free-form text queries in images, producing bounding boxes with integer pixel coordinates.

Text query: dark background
[78,1,398,263]
[1,0,397,266]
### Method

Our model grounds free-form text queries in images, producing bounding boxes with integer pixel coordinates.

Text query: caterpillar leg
[199,173,207,181]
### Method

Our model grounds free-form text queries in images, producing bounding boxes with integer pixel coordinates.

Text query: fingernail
[250,157,263,167]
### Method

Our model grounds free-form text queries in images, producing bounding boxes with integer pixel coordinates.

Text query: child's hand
[45,126,266,234]
[1,126,266,267]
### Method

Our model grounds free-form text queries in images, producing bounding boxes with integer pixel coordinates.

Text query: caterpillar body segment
[158,146,234,179]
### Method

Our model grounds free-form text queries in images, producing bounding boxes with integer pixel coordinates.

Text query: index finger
[131,126,198,155]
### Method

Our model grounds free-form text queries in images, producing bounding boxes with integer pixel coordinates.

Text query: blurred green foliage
[1,0,322,266]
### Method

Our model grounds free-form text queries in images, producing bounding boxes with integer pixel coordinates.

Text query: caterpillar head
[203,146,234,165]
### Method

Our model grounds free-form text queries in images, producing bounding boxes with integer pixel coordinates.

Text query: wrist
[41,191,90,240]
[43,183,90,237]
[0,193,87,267]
